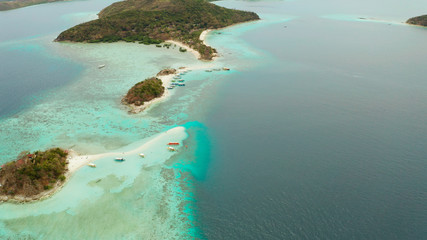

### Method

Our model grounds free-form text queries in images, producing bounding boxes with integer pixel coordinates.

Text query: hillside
[0,148,68,199]
[55,0,260,60]
[406,15,427,27]
[0,0,64,11]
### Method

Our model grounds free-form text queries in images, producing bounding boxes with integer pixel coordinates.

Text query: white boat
[139,153,145,158]
[167,147,177,151]
[98,64,105,69]
[88,163,96,168]
[115,157,125,161]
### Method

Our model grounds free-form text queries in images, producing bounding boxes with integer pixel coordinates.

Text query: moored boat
[223,67,230,71]
[98,64,105,69]
[115,157,125,162]
[139,153,145,158]
[88,163,96,168]
[167,142,180,145]
[167,147,177,151]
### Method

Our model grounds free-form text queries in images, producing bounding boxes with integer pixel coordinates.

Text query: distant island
[0,0,64,11]
[0,148,68,202]
[406,15,427,27]
[55,0,260,60]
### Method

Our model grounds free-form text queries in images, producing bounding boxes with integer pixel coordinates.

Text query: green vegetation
[55,0,260,60]
[123,77,164,106]
[179,47,187,52]
[407,15,427,27]
[0,148,68,197]
[0,0,64,11]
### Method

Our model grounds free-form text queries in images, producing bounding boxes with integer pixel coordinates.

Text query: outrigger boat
[178,83,185,86]
[167,142,180,145]
[167,147,177,151]
[223,67,230,71]
[88,163,96,168]
[139,153,145,158]
[115,157,125,162]
[178,79,185,82]
[167,86,175,89]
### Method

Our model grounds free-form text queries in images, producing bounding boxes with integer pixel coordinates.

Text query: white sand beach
[0,127,187,203]
[67,126,187,173]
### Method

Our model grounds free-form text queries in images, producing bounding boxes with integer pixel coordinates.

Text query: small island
[55,0,260,60]
[123,77,165,108]
[0,148,68,202]
[0,0,64,11]
[406,15,427,27]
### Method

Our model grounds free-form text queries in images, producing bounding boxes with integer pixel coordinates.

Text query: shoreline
[0,25,229,203]
[0,126,186,203]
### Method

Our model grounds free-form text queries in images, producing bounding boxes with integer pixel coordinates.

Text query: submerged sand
[0,126,187,203]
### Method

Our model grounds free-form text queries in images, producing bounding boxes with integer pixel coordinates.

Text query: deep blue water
[194,1,427,239]
[0,44,82,117]
[0,0,116,118]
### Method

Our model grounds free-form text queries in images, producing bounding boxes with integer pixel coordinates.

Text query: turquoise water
[1,0,427,239]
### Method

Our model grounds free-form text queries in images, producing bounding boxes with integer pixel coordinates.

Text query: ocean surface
[0,0,426,239]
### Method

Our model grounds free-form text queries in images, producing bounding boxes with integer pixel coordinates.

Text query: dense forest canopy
[0,148,68,197]
[407,15,427,26]
[123,77,165,106]
[56,0,260,60]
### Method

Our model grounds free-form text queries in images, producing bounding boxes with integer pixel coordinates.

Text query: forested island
[123,77,165,106]
[0,148,68,202]
[0,0,63,11]
[55,0,260,60]
[406,15,427,27]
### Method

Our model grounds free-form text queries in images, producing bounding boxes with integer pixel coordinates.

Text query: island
[406,15,427,27]
[0,148,68,202]
[0,0,64,11]
[123,77,164,107]
[55,0,260,60]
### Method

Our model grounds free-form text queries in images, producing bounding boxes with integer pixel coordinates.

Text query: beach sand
[0,126,187,203]
[67,126,186,173]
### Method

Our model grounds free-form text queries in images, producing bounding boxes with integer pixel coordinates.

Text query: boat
[139,153,145,158]
[167,142,180,145]
[178,83,185,86]
[167,86,174,89]
[167,147,177,151]
[114,157,125,162]
[171,80,177,82]
[88,163,96,168]
[205,70,212,72]
[223,67,230,71]
[98,64,105,69]
[178,79,185,82]
[213,68,221,71]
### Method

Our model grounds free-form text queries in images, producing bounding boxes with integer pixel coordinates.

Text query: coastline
[0,23,235,203]
[126,29,216,114]
[0,126,187,203]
